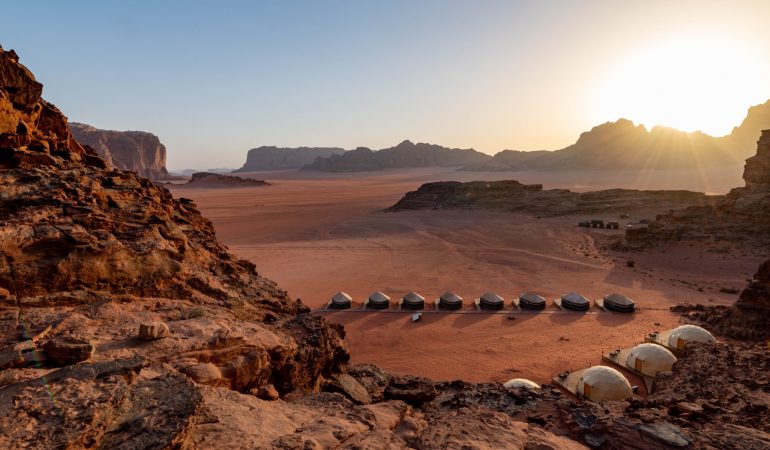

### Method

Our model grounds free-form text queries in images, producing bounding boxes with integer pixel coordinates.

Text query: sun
[593,35,768,136]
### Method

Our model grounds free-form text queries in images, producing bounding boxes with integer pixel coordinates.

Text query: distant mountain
[233,146,346,172]
[69,122,170,180]
[302,140,491,172]
[461,100,770,171]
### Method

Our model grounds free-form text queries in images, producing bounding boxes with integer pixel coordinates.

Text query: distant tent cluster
[324,291,637,313]
[553,324,716,402]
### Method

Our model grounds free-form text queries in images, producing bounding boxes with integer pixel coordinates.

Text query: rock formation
[302,140,491,172]
[462,103,770,171]
[388,179,714,216]
[233,146,346,172]
[178,172,269,188]
[69,122,170,180]
[641,130,770,243]
[0,45,350,447]
[674,259,770,341]
[0,47,102,169]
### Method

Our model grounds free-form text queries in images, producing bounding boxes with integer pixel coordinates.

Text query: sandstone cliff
[462,103,770,171]
[69,122,170,180]
[642,129,770,242]
[303,140,491,172]
[233,146,346,172]
[388,179,714,216]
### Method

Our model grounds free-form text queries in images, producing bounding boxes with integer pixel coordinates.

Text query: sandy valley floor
[170,166,764,383]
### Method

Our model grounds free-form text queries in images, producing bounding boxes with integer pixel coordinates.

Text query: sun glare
[594,36,768,136]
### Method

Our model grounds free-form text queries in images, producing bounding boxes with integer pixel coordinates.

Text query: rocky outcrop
[303,140,491,172]
[674,260,770,341]
[177,172,269,188]
[69,122,170,180]
[462,103,770,171]
[0,46,349,447]
[389,180,714,216]
[0,46,101,169]
[233,146,346,172]
[642,130,770,243]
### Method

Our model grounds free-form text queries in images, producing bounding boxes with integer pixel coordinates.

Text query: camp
[438,292,463,310]
[503,378,540,390]
[367,291,391,310]
[402,291,425,310]
[667,325,715,350]
[576,366,633,401]
[479,292,504,310]
[519,291,546,310]
[625,343,677,377]
[330,291,352,310]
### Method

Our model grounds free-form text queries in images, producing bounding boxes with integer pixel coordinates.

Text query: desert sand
[170,166,763,383]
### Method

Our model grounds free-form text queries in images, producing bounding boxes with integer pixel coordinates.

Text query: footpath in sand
[171,167,764,383]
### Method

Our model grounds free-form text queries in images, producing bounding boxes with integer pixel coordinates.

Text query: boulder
[43,336,94,366]
[323,373,371,405]
[138,322,171,340]
[254,384,280,401]
[184,362,222,385]
[384,375,437,405]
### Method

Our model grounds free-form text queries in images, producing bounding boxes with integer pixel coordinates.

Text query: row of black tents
[327,291,635,313]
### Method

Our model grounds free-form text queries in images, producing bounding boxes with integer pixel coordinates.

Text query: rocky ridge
[69,122,171,180]
[233,146,346,172]
[388,179,715,216]
[302,140,491,172]
[178,172,269,188]
[462,103,770,171]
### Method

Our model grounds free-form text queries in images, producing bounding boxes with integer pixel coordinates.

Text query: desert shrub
[170,306,206,321]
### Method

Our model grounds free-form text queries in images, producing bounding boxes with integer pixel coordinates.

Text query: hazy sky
[2,0,770,169]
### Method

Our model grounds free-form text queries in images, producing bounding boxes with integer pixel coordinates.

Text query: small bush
[626,259,636,268]
[171,307,206,321]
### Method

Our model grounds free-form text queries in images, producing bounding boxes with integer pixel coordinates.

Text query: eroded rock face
[69,122,170,180]
[0,46,349,448]
[0,46,100,169]
[675,259,770,341]
[644,130,770,243]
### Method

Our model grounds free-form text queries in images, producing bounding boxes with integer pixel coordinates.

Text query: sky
[2,0,770,170]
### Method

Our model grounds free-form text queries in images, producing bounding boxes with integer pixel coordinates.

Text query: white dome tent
[668,325,715,350]
[625,343,677,377]
[576,366,633,401]
[503,378,540,390]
